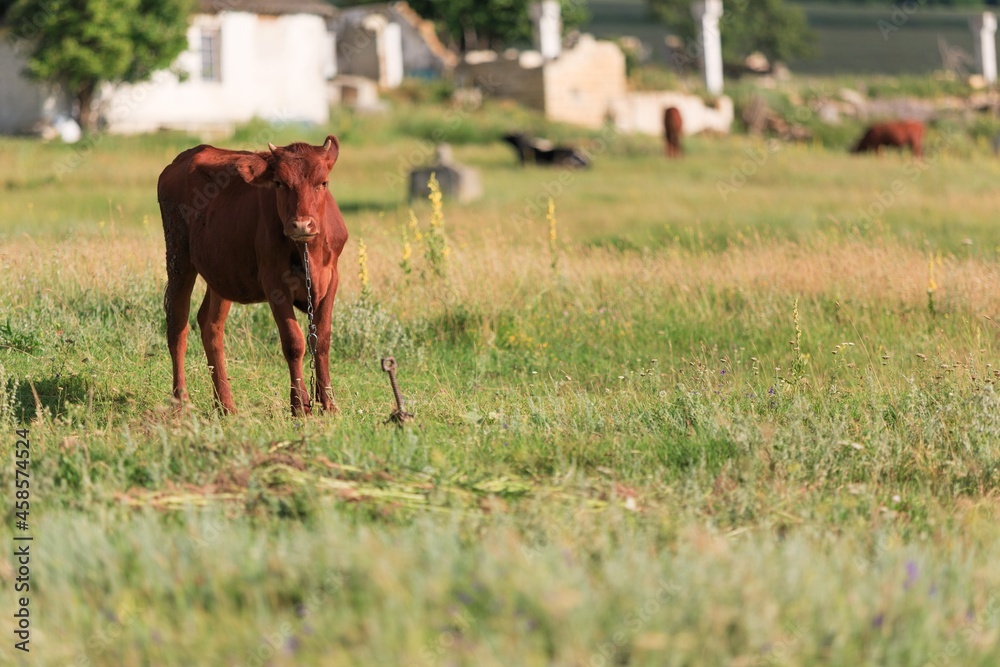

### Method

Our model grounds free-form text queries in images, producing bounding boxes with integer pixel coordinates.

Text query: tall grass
[2,96,1000,664]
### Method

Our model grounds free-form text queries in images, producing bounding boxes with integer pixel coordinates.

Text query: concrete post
[691,0,724,96]
[971,12,998,85]
[381,22,404,88]
[324,31,338,79]
[531,1,562,60]
[361,14,403,88]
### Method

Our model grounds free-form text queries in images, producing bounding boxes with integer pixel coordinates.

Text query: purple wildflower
[905,561,918,590]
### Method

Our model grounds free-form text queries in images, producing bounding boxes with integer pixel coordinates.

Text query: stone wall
[338,24,381,82]
[457,35,733,136]
[456,55,546,111]
[457,36,624,127]
[609,92,734,136]
[543,35,626,129]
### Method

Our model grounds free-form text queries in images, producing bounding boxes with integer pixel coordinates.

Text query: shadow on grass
[336,199,401,215]
[663,435,740,475]
[14,373,131,422]
[2,174,58,191]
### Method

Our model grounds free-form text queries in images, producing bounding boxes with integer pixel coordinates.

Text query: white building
[0,0,337,136]
[0,27,72,134]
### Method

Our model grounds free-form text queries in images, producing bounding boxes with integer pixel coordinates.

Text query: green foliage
[724,74,979,149]
[384,77,456,106]
[628,63,683,92]
[423,172,449,279]
[7,0,191,130]
[340,0,588,51]
[967,114,1000,144]
[0,319,39,354]
[395,108,506,144]
[864,74,974,99]
[650,0,817,67]
[330,299,415,360]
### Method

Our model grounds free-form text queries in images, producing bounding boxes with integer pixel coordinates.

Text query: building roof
[393,1,457,68]
[337,1,456,69]
[198,0,337,17]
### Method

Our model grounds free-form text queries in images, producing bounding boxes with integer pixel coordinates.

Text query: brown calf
[663,107,683,158]
[157,136,348,415]
[852,120,924,158]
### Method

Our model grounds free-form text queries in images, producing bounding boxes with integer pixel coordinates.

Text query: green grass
[3,92,1000,665]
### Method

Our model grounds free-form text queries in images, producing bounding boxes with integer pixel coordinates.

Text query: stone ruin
[408,144,483,203]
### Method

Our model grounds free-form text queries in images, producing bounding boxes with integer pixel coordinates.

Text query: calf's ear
[322,135,340,167]
[235,153,271,186]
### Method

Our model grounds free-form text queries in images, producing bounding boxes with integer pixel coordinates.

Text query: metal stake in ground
[381,357,413,424]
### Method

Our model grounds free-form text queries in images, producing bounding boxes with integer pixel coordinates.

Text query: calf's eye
[274,180,285,189]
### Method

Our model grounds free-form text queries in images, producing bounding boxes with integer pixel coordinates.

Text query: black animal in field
[502,133,590,168]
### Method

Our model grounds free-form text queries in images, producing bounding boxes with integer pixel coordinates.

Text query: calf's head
[235,135,340,242]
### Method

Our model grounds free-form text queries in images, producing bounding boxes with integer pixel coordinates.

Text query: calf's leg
[311,286,339,414]
[165,270,197,402]
[161,203,197,404]
[197,288,237,414]
[268,299,312,416]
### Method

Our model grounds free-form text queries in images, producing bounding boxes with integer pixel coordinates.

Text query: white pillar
[971,12,997,85]
[362,14,403,88]
[531,1,562,60]
[381,23,404,88]
[324,31,338,79]
[691,0,724,96]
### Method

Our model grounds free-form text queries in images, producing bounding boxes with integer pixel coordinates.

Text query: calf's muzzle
[287,217,317,241]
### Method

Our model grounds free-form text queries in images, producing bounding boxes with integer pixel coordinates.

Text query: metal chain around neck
[300,242,318,408]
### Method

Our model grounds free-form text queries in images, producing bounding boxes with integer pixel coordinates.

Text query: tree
[650,0,816,69]
[7,0,192,131]
[340,0,589,52]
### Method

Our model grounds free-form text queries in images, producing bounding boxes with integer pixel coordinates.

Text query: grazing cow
[852,120,924,158]
[502,133,590,168]
[663,106,683,158]
[157,136,348,416]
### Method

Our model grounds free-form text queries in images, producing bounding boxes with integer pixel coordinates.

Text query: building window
[200,28,221,82]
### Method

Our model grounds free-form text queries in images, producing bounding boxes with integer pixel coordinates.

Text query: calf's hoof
[290,388,313,417]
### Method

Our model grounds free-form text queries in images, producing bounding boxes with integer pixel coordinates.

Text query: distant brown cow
[663,107,683,158]
[157,136,348,415]
[852,120,924,158]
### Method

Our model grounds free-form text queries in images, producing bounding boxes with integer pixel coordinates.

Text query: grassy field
[3,94,1000,665]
